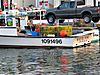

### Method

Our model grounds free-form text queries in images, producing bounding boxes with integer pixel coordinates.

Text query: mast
[1,0,4,10]
[36,0,38,8]
[8,0,10,10]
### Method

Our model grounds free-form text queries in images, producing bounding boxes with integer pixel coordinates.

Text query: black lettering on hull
[41,39,62,44]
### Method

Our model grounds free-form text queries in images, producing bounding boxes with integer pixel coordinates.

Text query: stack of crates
[40,25,72,36]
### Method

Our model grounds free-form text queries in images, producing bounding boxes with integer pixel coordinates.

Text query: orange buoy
[60,30,66,37]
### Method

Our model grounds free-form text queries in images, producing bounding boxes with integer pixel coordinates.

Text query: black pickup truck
[45,1,100,24]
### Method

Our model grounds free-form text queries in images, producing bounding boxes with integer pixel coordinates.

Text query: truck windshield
[59,2,75,9]
[59,2,70,9]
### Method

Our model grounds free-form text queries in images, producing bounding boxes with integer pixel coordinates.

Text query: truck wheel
[83,14,91,23]
[47,15,55,24]
[92,17,99,23]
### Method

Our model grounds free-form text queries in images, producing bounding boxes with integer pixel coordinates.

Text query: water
[0,42,99,75]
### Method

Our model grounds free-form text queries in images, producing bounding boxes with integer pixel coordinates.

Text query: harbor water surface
[0,42,99,75]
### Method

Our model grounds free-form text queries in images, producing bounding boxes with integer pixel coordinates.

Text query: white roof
[27,9,46,13]
[72,30,92,37]
[72,29,99,37]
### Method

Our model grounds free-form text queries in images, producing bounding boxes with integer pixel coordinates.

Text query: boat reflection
[0,42,99,75]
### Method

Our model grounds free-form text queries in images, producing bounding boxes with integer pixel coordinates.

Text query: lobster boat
[0,14,99,48]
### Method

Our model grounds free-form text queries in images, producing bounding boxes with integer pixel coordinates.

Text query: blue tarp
[31,31,39,36]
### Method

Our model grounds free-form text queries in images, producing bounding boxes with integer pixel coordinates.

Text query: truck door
[55,2,69,18]
[68,1,76,18]
[55,1,76,18]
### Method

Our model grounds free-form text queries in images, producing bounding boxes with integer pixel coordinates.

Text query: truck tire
[47,15,55,24]
[83,14,91,23]
[92,17,99,23]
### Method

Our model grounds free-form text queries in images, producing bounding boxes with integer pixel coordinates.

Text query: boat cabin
[0,15,29,36]
[0,15,17,36]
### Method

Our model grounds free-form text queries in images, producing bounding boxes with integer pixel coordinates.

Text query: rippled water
[0,42,99,75]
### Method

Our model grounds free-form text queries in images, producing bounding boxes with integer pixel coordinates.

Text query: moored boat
[0,14,99,48]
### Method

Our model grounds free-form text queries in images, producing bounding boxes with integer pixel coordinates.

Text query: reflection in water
[73,43,100,75]
[0,42,99,75]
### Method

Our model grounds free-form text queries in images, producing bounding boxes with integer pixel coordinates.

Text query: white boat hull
[0,35,91,48]
[0,29,98,48]
[0,36,74,47]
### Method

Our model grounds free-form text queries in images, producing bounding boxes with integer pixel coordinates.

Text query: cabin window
[0,19,6,26]
[7,18,13,26]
